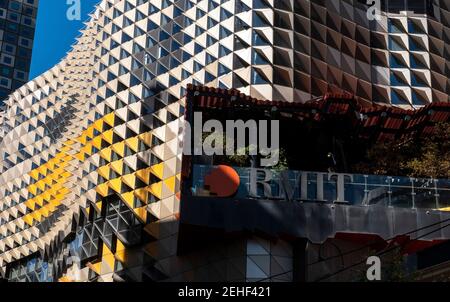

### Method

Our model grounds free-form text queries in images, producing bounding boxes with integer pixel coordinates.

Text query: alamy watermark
[366,0,381,21]
[366,256,381,281]
[65,256,82,281]
[67,0,81,21]
[366,0,429,20]
[181,112,280,167]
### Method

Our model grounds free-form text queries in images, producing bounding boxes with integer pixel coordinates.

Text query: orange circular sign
[204,165,240,197]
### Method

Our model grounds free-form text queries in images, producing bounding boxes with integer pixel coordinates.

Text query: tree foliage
[352,123,450,179]
[202,131,288,169]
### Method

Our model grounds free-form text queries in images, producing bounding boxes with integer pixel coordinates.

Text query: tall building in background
[0,0,449,282]
[0,0,39,102]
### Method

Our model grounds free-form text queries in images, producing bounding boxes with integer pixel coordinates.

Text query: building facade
[0,0,449,282]
[0,0,39,101]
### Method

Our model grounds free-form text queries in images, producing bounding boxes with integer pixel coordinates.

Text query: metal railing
[191,165,450,210]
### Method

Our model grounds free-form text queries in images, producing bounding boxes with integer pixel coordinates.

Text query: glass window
[409,37,426,51]
[1,55,13,65]
[411,74,427,87]
[19,37,31,48]
[252,31,268,46]
[391,90,408,105]
[253,12,269,28]
[24,7,34,16]
[4,33,17,43]
[1,67,10,76]
[23,17,33,26]
[9,1,21,11]
[389,54,407,68]
[389,37,406,51]
[410,55,427,69]
[8,12,19,22]
[14,70,25,80]
[388,19,404,33]
[17,48,31,58]
[251,68,268,84]
[388,0,406,13]
[15,59,27,69]
[252,50,269,65]
[390,72,408,86]
[3,44,15,54]
[0,77,11,88]
[7,23,18,32]
[412,92,427,105]
[408,20,425,34]
[407,0,427,14]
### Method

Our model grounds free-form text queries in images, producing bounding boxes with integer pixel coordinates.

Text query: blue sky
[29,0,99,79]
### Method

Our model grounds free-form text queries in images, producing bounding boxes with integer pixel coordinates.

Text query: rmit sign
[248,169,353,203]
[192,165,450,209]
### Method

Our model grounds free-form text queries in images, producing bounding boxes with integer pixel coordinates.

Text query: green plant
[201,132,288,169]
[352,122,450,179]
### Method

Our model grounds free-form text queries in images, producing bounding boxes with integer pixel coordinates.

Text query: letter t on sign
[328,173,354,204]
